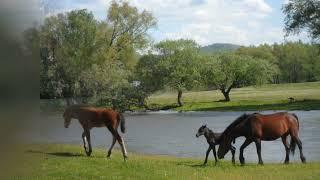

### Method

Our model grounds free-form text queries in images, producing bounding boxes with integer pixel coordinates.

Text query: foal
[196,125,235,165]
[63,105,128,160]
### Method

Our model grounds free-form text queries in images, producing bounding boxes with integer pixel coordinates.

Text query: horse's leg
[107,126,128,161]
[203,146,211,165]
[107,137,116,158]
[281,135,290,164]
[293,136,306,163]
[230,145,236,164]
[82,131,88,152]
[212,145,218,165]
[254,139,263,165]
[85,130,92,156]
[239,138,252,165]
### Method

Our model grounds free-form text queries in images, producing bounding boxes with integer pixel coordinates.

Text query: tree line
[29,0,319,110]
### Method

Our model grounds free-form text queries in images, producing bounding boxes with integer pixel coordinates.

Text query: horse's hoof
[301,157,306,163]
[124,156,128,161]
[240,157,245,165]
[85,151,92,157]
[284,161,289,164]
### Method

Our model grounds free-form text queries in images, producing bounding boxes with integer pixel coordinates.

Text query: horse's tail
[292,113,299,129]
[290,136,296,155]
[118,113,126,133]
[290,113,299,155]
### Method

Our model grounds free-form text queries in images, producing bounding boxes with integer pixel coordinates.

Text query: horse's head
[196,124,207,138]
[63,109,72,128]
[217,134,233,159]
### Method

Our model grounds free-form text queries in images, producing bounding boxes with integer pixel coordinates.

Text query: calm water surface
[33,110,320,163]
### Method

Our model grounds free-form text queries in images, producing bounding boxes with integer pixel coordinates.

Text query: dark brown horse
[63,105,128,160]
[217,112,306,165]
[196,125,236,165]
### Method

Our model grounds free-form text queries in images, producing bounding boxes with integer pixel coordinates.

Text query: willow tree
[35,0,156,110]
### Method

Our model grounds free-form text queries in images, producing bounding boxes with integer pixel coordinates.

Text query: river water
[33,110,320,163]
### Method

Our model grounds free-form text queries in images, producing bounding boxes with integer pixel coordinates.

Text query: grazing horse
[63,105,128,160]
[217,112,306,165]
[196,125,236,165]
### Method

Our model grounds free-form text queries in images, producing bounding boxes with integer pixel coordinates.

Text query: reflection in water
[33,110,320,163]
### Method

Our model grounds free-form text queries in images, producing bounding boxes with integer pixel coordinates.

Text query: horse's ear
[204,124,207,127]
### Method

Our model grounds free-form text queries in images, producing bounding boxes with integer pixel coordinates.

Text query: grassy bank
[14,144,320,179]
[148,82,320,111]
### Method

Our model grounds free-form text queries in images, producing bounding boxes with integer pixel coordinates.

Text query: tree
[107,0,156,69]
[34,1,157,110]
[236,45,280,83]
[202,54,275,101]
[134,54,166,108]
[155,39,201,106]
[283,0,320,41]
[36,9,98,101]
[273,42,310,83]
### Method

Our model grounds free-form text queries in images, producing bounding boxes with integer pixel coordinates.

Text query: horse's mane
[221,113,252,137]
[207,128,214,134]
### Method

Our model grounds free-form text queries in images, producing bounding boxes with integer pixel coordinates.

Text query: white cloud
[243,0,272,14]
[128,0,277,45]
[41,0,310,46]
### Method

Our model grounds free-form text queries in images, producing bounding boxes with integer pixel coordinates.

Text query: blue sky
[43,0,309,46]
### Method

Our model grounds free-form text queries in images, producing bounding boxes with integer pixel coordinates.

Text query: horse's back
[250,112,299,140]
[72,106,119,128]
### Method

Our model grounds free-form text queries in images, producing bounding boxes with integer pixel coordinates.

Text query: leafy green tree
[302,44,320,81]
[283,0,320,41]
[36,9,98,101]
[33,0,157,110]
[202,54,275,101]
[272,42,310,83]
[134,54,166,108]
[106,0,156,69]
[236,45,280,83]
[155,39,201,106]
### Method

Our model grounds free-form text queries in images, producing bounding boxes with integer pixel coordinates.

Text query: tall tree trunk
[221,90,230,102]
[220,85,233,102]
[177,90,183,106]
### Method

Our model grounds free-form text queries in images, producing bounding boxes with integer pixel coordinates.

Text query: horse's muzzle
[218,154,224,159]
[196,134,199,138]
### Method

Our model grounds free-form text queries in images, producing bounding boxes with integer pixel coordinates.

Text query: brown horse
[217,112,306,165]
[63,105,128,160]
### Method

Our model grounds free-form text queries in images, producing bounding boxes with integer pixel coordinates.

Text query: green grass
[147,82,320,111]
[13,144,320,179]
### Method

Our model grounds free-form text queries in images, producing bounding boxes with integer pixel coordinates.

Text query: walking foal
[196,125,236,165]
[63,105,128,160]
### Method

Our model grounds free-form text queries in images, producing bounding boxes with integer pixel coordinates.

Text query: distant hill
[200,43,242,54]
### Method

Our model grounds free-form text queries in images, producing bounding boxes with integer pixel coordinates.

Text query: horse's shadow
[26,150,83,157]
